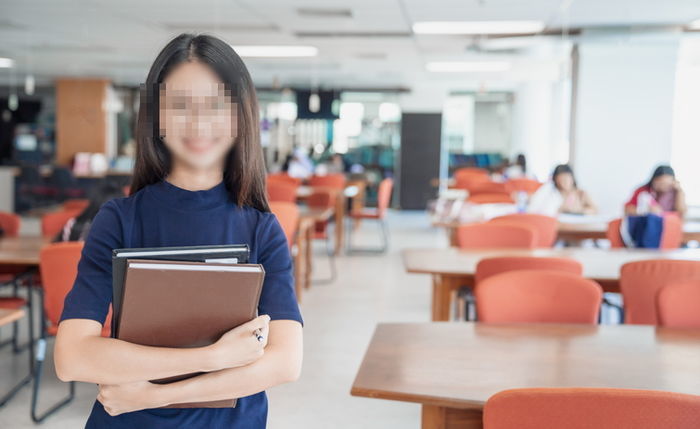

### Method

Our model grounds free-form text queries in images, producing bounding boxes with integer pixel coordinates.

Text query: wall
[573,34,680,216]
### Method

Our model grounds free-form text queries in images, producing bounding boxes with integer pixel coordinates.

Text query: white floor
[0,211,447,428]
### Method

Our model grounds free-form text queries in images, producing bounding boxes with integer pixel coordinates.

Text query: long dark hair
[646,165,675,189]
[552,164,577,190]
[131,33,269,212]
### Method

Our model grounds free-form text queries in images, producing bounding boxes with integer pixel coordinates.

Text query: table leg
[334,193,345,256]
[431,275,469,321]
[448,227,458,247]
[421,405,483,429]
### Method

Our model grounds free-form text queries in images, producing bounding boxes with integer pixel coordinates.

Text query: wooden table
[351,322,700,429]
[403,247,700,321]
[436,217,700,246]
[293,207,334,302]
[0,308,25,327]
[297,185,359,255]
[0,236,47,266]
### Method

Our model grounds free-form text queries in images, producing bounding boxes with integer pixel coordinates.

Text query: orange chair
[267,180,299,204]
[0,212,21,237]
[456,223,537,249]
[41,209,82,239]
[620,259,700,325]
[469,181,511,196]
[269,202,300,246]
[307,189,337,282]
[308,173,346,190]
[454,169,490,192]
[490,214,558,247]
[267,173,302,187]
[475,256,582,285]
[33,242,111,422]
[61,199,90,212]
[607,213,683,249]
[467,193,515,204]
[483,388,700,429]
[347,178,393,253]
[505,178,542,195]
[476,270,602,324]
[657,280,700,328]
[122,185,131,196]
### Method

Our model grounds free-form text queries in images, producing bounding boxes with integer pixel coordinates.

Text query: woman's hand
[98,381,164,416]
[207,315,270,370]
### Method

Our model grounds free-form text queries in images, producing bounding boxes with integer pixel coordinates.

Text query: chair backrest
[267,173,302,187]
[62,199,90,211]
[490,214,559,247]
[467,193,515,204]
[454,167,489,182]
[620,259,700,325]
[483,388,700,429]
[269,202,300,246]
[38,242,113,336]
[476,270,602,324]
[376,178,394,217]
[307,189,336,236]
[505,178,542,195]
[309,173,346,189]
[123,185,131,197]
[456,223,537,249]
[267,180,299,203]
[0,211,21,237]
[475,256,582,285]
[657,280,700,328]
[41,209,82,238]
[469,181,511,196]
[607,213,683,249]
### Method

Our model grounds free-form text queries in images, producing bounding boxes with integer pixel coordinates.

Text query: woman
[528,164,597,216]
[625,165,686,217]
[54,34,303,428]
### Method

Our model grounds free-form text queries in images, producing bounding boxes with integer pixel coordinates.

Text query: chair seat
[0,297,28,309]
[350,209,382,220]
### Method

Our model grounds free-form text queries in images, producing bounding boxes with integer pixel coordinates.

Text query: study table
[402,247,700,321]
[351,322,700,429]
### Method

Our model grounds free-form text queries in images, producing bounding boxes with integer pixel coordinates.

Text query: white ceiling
[1,0,699,90]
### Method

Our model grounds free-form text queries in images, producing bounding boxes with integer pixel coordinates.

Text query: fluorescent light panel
[413,20,545,35]
[232,45,318,58]
[426,61,511,72]
[0,57,14,68]
[689,18,700,30]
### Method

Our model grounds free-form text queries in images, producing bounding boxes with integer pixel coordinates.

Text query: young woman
[528,164,597,216]
[54,34,303,428]
[625,165,687,217]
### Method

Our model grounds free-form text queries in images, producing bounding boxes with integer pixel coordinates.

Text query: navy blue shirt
[60,179,303,429]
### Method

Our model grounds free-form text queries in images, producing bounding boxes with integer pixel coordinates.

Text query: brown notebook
[117,259,265,409]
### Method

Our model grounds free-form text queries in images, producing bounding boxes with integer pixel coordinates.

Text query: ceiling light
[413,21,545,35]
[232,45,318,58]
[0,57,14,68]
[426,61,511,72]
[689,19,700,30]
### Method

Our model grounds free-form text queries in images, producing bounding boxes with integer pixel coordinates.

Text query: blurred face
[651,174,674,193]
[159,61,237,171]
[555,172,575,191]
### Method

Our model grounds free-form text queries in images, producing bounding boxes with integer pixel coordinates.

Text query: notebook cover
[111,244,250,338]
[117,259,264,409]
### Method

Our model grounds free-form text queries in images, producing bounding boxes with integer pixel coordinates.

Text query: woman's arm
[581,191,598,214]
[96,320,302,416]
[54,315,270,385]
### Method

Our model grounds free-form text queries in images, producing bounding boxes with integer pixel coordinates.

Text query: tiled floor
[0,211,446,428]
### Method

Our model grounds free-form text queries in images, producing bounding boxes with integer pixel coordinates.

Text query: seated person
[55,180,126,242]
[528,164,597,216]
[624,165,686,218]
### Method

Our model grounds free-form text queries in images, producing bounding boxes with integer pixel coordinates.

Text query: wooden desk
[0,236,47,266]
[351,322,700,429]
[297,185,359,255]
[293,208,334,302]
[0,309,25,327]
[403,247,700,321]
[437,217,700,246]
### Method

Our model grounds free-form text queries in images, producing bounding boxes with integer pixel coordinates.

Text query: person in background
[54,180,126,242]
[286,147,314,179]
[503,154,528,179]
[326,153,347,174]
[528,164,597,216]
[625,165,686,217]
